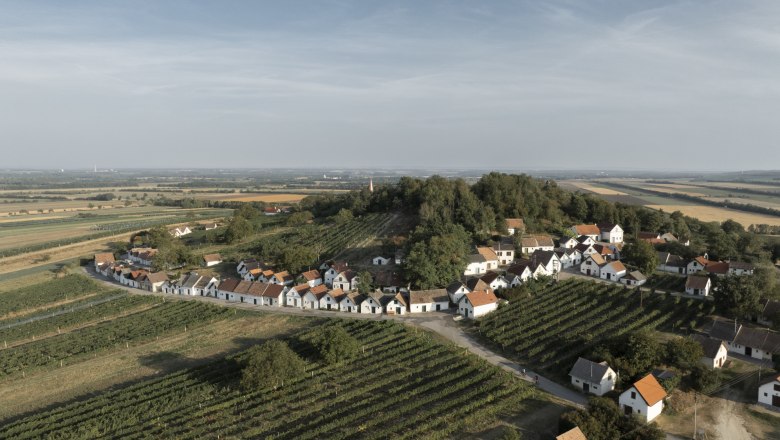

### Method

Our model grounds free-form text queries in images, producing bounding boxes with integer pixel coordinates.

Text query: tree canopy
[241,340,306,390]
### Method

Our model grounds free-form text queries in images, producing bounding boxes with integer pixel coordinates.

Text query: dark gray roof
[708,320,739,343]
[729,261,754,270]
[181,272,201,289]
[568,357,612,382]
[762,299,780,318]
[446,281,468,295]
[468,254,487,263]
[531,250,557,266]
[691,334,725,359]
[734,326,780,353]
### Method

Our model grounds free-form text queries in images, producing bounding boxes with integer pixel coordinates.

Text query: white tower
[369,178,374,193]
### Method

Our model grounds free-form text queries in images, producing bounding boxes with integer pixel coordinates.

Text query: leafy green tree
[713,275,763,320]
[499,426,522,440]
[356,270,373,294]
[332,208,354,224]
[404,223,470,289]
[665,336,703,371]
[593,331,662,379]
[688,364,721,393]
[287,211,314,226]
[560,397,664,440]
[279,246,317,274]
[621,240,659,275]
[235,203,260,221]
[241,340,305,390]
[224,215,254,244]
[147,225,175,249]
[307,326,360,364]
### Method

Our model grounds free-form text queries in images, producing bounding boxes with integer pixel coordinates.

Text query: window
[775,384,780,392]
[631,391,636,399]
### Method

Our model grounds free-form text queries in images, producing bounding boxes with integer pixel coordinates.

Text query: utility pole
[693,392,697,440]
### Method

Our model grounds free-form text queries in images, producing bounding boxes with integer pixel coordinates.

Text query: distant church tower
[369,178,374,193]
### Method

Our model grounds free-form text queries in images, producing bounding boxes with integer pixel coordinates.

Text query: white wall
[619,388,663,422]
[758,381,780,407]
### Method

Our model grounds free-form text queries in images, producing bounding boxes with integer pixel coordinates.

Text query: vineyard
[0,320,533,439]
[0,301,235,378]
[0,275,105,318]
[479,279,715,376]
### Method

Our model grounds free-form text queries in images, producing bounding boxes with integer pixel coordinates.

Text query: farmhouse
[126,248,157,267]
[169,226,192,237]
[216,278,240,301]
[319,288,345,311]
[618,374,666,423]
[597,223,624,243]
[303,284,329,309]
[464,254,488,276]
[708,320,780,361]
[620,271,647,287]
[332,270,358,291]
[476,247,499,271]
[555,248,582,268]
[447,281,471,304]
[580,254,607,277]
[372,256,391,266]
[592,244,616,260]
[480,272,509,290]
[286,283,309,308]
[685,275,711,297]
[505,218,525,235]
[599,261,627,282]
[556,427,587,440]
[758,374,780,409]
[728,261,755,276]
[520,235,555,255]
[140,272,168,292]
[300,269,322,287]
[360,291,384,314]
[690,334,728,368]
[492,238,516,265]
[570,224,601,241]
[458,290,499,319]
[202,253,222,267]
[559,236,578,249]
[237,259,268,277]
[656,252,687,275]
[530,250,561,274]
[506,263,533,285]
[383,292,408,315]
[568,357,616,396]
[94,253,115,271]
[340,292,363,313]
[409,289,449,313]
[374,270,406,293]
[322,261,349,286]
[687,256,710,274]
[270,271,294,286]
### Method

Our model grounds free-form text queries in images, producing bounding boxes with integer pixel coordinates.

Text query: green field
[478,279,714,378]
[0,319,534,439]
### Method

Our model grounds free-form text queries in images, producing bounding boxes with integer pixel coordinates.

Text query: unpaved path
[712,393,754,440]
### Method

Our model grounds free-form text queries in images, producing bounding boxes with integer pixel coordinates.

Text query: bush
[307,326,360,364]
[241,340,306,390]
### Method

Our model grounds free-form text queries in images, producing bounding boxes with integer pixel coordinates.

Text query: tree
[287,211,313,227]
[713,275,763,320]
[332,208,354,225]
[279,246,317,274]
[560,397,664,440]
[593,331,662,379]
[307,326,360,364]
[621,240,659,275]
[665,336,703,371]
[241,340,305,390]
[235,203,260,221]
[356,270,373,294]
[403,223,470,289]
[688,364,721,393]
[499,426,522,440]
[224,215,254,244]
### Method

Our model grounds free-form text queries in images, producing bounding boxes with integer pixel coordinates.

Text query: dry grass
[644,184,709,197]
[646,204,780,226]
[0,314,306,420]
[196,193,309,203]
[565,181,628,195]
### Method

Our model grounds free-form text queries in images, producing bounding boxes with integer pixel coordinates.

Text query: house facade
[568,357,616,397]
[600,261,627,282]
[685,276,711,296]
[458,290,499,319]
[598,223,624,243]
[758,375,780,408]
[618,374,666,423]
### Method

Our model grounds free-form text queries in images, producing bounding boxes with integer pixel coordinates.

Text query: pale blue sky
[1,1,779,170]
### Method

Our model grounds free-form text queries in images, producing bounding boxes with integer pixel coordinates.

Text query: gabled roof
[505,218,525,230]
[345,291,364,305]
[638,232,661,240]
[328,288,346,301]
[466,278,491,292]
[531,250,558,266]
[94,252,115,264]
[556,426,587,440]
[728,261,754,271]
[585,253,607,266]
[704,261,730,275]
[467,254,487,264]
[568,357,612,383]
[574,243,594,254]
[203,253,221,263]
[592,244,613,256]
[144,272,168,284]
[631,374,667,406]
[761,299,780,318]
[447,281,469,295]
[272,271,293,283]
[218,278,240,292]
[693,256,710,266]
[309,284,329,300]
[597,222,619,232]
[506,263,532,277]
[624,270,646,281]
[329,261,349,272]
[603,261,626,273]
[492,237,515,252]
[234,280,252,294]
[734,326,780,353]
[194,276,215,289]
[476,246,498,261]
[181,272,202,288]
[463,290,498,307]
[480,272,502,284]
[409,289,449,304]
[708,319,739,343]
[336,269,357,282]
[367,290,384,303]
[690,334,726,359]
[300,269,321,281]
[686,275,710,290]
[521,235,555,248]
[572,224,601,236]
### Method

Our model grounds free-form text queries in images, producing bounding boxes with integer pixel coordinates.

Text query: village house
[559,236,578,249]
[708,319,780,361]
[520,235,555,255]
[169,226,192,237]
[530,250,561,274]
[255,269,275,283]
[447,281,471,304]
[236,259,267,277]
[592,243,617,261]
[656,252,688,275]
[476,246,499,271]
[140,272,169,292]
[505,218,525,235]
[383,292,408,315]
[216,278,240,301]
[226,280,252,303]
[556,427,587,440]
[580,254,607,278]
[94,253,115,271]
[264,207,281,215]
[690,334,728,368]
[685,275,711,296]
[638,231,661,241]
[332,270,358,291]
[372,256,391,266]
[555,248,582,269]
[286,284,310,308]
[360,290,384,314]
[728,261,755,276]
[268,271,294,286]
[618,374,667,423]
[319,288,345,311]
[600,261,627,282]
[202,253,222,267]
[506,263,533,285]
[758,374,780,409]
[464,254,488,276]
[568,357,616,396]
[597,223,624,243]
[245,282,286,306]
[302,284,329,309]
[458,290,499,319]
[409,289,450,313]
[620,271,647,287]
[492,238,516,266]
[687,255,710,274]
[322,261,349,286]
[299,269,322,287]
[340,291,363,313]
[126,248,157,267]
[570,224,601,241]
[480,272,509,291]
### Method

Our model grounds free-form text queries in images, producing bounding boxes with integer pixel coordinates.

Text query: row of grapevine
[479,279,715,374]
[0,275,104,318]
[0,320,533,439]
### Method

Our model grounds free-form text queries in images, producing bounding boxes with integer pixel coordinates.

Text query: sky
[1,0,779,171]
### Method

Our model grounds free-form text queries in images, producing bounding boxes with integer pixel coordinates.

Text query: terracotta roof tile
[632,374,667,406]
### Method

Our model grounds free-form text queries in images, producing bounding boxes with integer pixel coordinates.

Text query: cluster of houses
[658,252,755,297]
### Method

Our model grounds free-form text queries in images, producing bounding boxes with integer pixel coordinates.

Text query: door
[372,306,376,313]
[436,304,441,311]
[586,269,591,276]
[624,405,632,415]
[745,346,752,357]
[773,395,780,407]
[396,307,402,314]
[422,305,427,312]
[583,383,590,393]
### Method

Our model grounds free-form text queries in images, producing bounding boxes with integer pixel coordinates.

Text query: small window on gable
[631,391,636,399]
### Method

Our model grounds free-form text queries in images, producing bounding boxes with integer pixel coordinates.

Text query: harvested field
[645,204,780,226]
[598,194,653,206]
[195,193,308,203]
[565,181,627,195]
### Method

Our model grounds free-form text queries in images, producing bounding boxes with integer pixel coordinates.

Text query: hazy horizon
[2,1,779,170]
